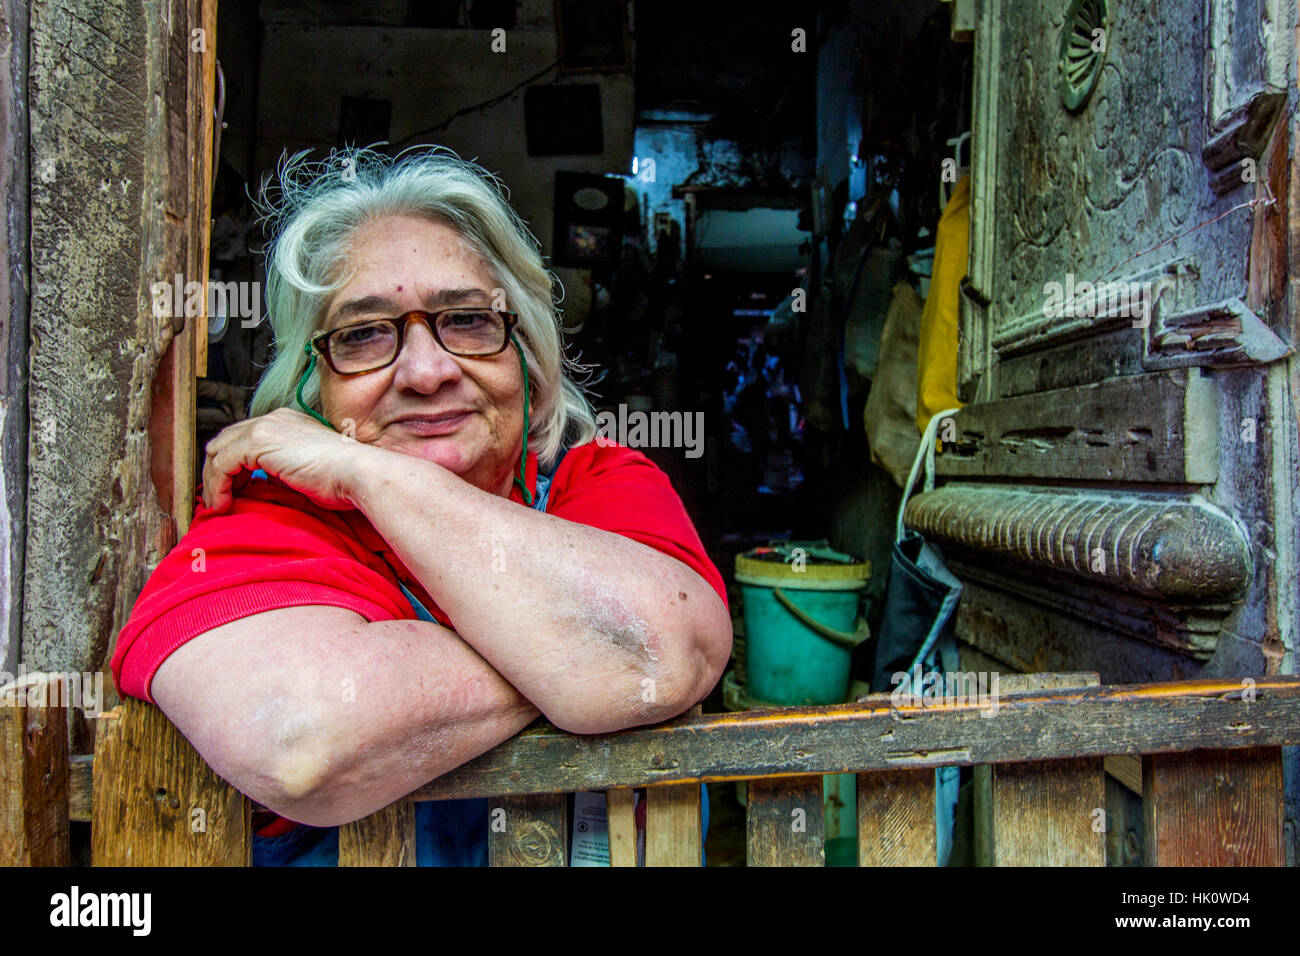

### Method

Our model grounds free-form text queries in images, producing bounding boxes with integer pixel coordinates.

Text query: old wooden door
[913,0,1297,852]
[19,0,217,737]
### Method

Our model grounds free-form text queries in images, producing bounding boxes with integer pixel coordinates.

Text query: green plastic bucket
[734,547,871,706]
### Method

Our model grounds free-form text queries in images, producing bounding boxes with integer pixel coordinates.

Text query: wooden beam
[1143,747,1285,866]
[606,788,637,867]
[746,776,824,866]
[907,485,1249,602]
[935,369,1218,483]
[339,801,416,866]
[487,794,566,867]
[92,699,250,866]
[407,678,1300,800]
[645,783,701,866]
[0,676,70,865]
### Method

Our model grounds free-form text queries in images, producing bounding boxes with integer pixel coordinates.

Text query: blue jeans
[252,799,489,867]
[252,787,710,866]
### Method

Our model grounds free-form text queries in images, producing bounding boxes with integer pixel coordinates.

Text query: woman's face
[317,214,526,497]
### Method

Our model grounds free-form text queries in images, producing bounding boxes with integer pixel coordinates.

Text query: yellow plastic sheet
[915,174,970,435]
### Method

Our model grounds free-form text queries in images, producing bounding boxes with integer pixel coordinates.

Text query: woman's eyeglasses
[309,308,520,375]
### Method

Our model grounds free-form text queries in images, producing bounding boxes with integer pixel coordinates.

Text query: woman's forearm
[153,607,540,828]
[346,447,732,734]
[274,618,542,826]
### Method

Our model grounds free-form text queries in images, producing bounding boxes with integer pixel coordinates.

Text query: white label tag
[570,791,610,867]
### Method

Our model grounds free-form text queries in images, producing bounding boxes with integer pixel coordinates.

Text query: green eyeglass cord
[295,334,535,506]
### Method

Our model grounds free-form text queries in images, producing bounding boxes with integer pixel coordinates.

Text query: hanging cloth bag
[868,407,965,865]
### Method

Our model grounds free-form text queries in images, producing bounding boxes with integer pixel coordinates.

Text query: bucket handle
[772,587,871,649]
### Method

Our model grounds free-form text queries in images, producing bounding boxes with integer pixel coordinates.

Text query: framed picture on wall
[552,171,624,268]
[555,0,632,74]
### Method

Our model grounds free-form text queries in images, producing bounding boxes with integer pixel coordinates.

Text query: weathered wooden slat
[191,0,217,379]
[487,794,566,867]
[339,800,416,866]
[1143,747,1284,866]
[1104,755,1142,796]
[857,769,935,866]
[606,788,637,867]
[935,369,1217,483]
[0,678,70,865]
[92,699,250,866]
[746,776,824,866]
[973,764,993,866]
[69,753,93,823]
[988,758,1106,866]
[407,678,1300,800]
[645,783,701,866]
[976,673,1106,866]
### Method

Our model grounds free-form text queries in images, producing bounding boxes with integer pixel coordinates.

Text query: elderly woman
[110,147,732,866]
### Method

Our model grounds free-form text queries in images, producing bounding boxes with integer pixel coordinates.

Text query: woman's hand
[200,407,385,513]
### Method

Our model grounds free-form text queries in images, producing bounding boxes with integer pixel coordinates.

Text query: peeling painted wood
[1144,297,1291,369]
[995,327,1143,398]
[1202,93,1287,194]
[993,262,1182,358]
[953,2,1293,796]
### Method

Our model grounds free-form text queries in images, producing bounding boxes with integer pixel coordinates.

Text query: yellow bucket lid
[734,550,871,589]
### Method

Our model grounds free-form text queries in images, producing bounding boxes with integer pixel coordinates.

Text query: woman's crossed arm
[150,605,539,827]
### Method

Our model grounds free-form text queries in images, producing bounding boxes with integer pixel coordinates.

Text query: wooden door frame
[15,0,217,741]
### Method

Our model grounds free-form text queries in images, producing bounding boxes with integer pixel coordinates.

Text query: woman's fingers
[202,419,254,513]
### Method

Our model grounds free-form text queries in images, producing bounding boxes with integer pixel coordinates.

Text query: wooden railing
[3,674,1298,866]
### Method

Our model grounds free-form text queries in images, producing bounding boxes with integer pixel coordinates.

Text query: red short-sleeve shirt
[110,441,727,704]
